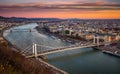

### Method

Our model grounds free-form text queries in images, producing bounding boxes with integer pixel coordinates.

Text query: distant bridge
[4,28,35,33]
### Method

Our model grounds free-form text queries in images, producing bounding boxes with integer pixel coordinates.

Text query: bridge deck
[26,44,101,58]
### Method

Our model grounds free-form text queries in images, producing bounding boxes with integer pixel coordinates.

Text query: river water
[3,23,120,74]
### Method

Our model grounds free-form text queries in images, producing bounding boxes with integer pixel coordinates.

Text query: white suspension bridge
[20,36,108,58]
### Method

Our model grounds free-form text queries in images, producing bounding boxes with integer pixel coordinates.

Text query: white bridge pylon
[32,43,55,58]
[93,36,100,45]
[32,43,37,58]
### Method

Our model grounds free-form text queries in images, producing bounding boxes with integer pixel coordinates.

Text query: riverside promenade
[102,46,120,57]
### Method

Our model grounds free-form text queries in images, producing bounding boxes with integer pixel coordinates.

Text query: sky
[0,0,120,19]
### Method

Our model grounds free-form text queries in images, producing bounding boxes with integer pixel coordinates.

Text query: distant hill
[0,16,120,22]
[0,16,62,21]
[0,16,7,19]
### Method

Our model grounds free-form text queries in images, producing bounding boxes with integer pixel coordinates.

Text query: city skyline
[0,0,120,19]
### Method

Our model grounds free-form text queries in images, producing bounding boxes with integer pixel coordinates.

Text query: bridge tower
[93,36,100,46]
[32,43,37,58]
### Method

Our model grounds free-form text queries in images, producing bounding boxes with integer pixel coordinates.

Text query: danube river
[3,23,120,74]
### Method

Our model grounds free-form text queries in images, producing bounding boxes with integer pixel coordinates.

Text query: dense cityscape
[0,16,120,74]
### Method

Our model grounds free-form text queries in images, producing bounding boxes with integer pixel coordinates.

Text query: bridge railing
[25,41,108,58]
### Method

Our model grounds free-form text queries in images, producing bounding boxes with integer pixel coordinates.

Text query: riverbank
[102,50,120,57]
[0,42,58,74]
[93,44,120,57]
[1,24,68,74]
[0,44,22,74]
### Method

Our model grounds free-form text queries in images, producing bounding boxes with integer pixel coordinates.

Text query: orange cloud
[0,2,120,19]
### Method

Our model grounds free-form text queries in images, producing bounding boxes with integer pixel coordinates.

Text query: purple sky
[0,0,120,19]
[0,0,120,5]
